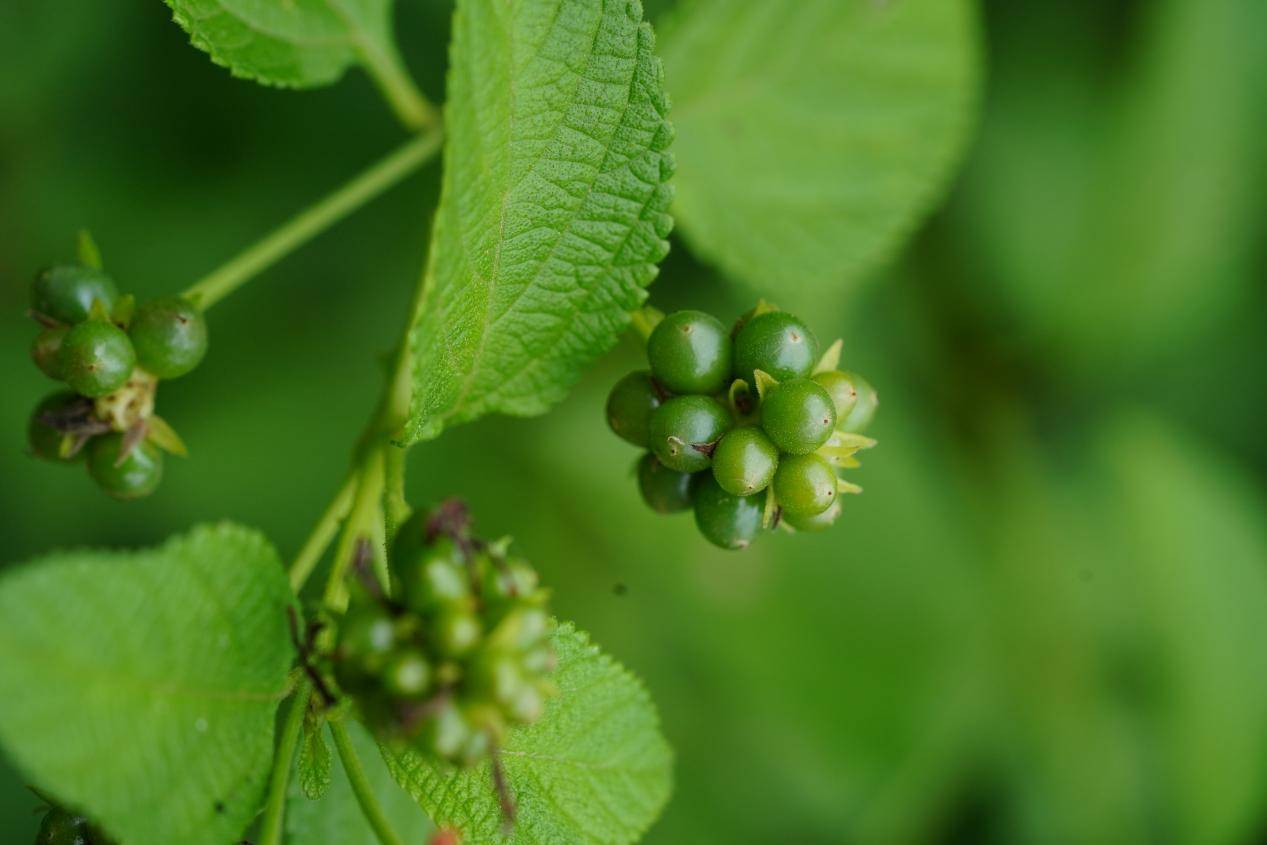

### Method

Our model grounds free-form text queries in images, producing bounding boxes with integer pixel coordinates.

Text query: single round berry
[383,648,432,699]
[59,320,136,398]
[812,370,859,420]
[636,452,694,513]
[605,370,662,447]
[692,475,764,551]
[31,326,69,380]
[782,499,842,532]
[773,453,837,517]
[760,377,837,455]
[839,371,878,433]
[28,392,86,462]
[432,607,482,657]
[36,807,91,845]
[646,310,732,394]
[648,395,731,473]
[87,433,162,499]
[420,701,472,760]
[128,296,208,379]
[397,537,470,612]
[711,426,779,496]
[31,265,118,324]
[732,311,818,387]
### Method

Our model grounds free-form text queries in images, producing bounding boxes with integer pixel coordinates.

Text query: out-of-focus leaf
[0,524,294,845]
[954,0,1267,376]
[287,720,432,845]
[658,0,979,303]
[983,416,1267,844]
[405,0,674,443]
[383,623,673,845]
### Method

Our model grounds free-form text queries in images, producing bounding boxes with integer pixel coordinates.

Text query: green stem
[359,43,438,132]
[288,472,359,592]
[182,130,443,310]
[323,449,387,610]
[329,721,407,845]
[258,680,312,845]
[630,305,664,342]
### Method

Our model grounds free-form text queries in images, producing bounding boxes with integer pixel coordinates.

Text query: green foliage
[658,0,979,301]
[298,711,334,801]
[383,623,672,845]
[162,0,409,90]
[0,525,294,845]
[287,721,433,845]
[405,0,674,443]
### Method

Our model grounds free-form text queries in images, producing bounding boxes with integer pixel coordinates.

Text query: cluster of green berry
[331,501,555,766]
[34,805,114,845]
[607,304,877,550]
[25,242,207,499]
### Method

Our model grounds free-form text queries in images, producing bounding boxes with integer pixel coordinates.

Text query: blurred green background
[3,1,1266,843]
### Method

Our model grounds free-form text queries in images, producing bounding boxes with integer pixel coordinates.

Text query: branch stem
[360,43,438,132]
[183,130,443,310]
[330,721,407,845]
[323,448,387,610]
[288,472,358,592]
[257,680,312,845]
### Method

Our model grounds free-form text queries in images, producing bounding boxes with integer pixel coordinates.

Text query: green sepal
[812,338,843,375]
[87,298,112,322]
[630,306,665,343]
[77,229,103,270]
[298,707,332,801]
[146,416,189,458]
[752,369,779,401]
[726,379,759,422]
[761,485,778,530]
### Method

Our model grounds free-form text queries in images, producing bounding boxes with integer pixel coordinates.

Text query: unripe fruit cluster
[607,304,877,550]
[25,257,208,500]
[332,501,556,767]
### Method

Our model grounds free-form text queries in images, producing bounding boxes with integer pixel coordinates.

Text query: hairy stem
[288,472,359,592]
[257,680,312,845]
[182,130,443,310]
[329,721,407,845]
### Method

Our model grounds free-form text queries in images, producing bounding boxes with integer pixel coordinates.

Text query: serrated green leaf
[298,711,333,801]
[162,0,407,90]
[287,720,433,844]
[659,0,979,301]
[0,524,294,845]
[383,622,672,844]
[404,0,674,443]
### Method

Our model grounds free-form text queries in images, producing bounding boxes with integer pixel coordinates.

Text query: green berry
[59,320,136,398]
[432,607,482,657]
[637,452,694,513]
[646,310,732,394]
[783,499,842,532]
[605,370,662,447]
[711,427,779,496]
[812,370,859,420]
[470,651,526,705]
[839,371,878,433]
[31,265,118,324]
[482,557,540,603]
[398,537,470,612]
[420,702,471,760]
[382,648,432,698]
[692,475,764,551]
[87,434,162,499]
[732,311,818,386]
[36,807,91,845]
[28,392,85,462]
[760,377,836,455]
[128,296,208,379]
[31,326,69,380]
[773,453,837,517]
[647,395,731,473]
